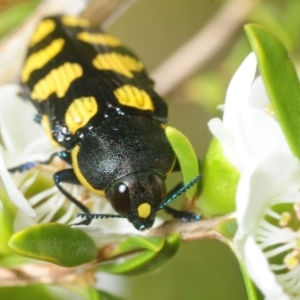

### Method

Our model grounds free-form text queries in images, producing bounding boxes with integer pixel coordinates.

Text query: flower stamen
[279,211,292,227]
[284,250,299,270]
[264,103,275,117]
[255,203,300,298]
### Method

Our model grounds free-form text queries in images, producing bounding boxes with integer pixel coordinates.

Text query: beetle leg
[163,205,200,222]
[159,175,201,222]
[54,169,92,225]
[8,151,71,173]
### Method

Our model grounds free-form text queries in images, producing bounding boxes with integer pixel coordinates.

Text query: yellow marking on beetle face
[41,115,59,146]
[31,62,83,100]
[62,15,91,27]
[93,52,143,78]
[114,85,154,111]
[71,145,105,196]
[138,203,151,218]
[30,19,56,47]
[77,32,121,46]
[22,38,65,83]
[65,97,98,134]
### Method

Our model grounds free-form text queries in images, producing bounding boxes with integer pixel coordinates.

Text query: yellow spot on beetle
[41,115,59,146]
[77,32,121,46]
[71,145,105,196]
[22,38,65,83]
[65,97,98,134]
[62,16,91,27]
[30,19,56,47]
[93,52,143,78]
[114,85,154,111]
[138,203,151,218]
[31,62,83,100]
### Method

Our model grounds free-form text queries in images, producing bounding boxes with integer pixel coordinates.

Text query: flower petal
[0,150,36,217]
[208,118,235,163]
[248,76,270,109]
[223,52,257,135]
[235,151,300,239]
[0,84,52,167]
[242,236,289,300]
[234,109,292,171]
[0,85,42,153]
[77,225,134,248]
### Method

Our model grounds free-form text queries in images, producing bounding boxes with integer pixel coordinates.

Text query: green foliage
[0,188,16,256]
[215,218,237,240]
[0,284,66,300]
[101,232,181,275]
[198,139,240,216]
[8,223,97,267]
[98,290,128,300]
[165,126,199,201]
[246,24,300,159]
[105,236,165,259]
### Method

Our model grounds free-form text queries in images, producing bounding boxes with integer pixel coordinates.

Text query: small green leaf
[215,218,237,240]
[0,188,16,256]
[77,286,101,300]
[98,290,127,300]
[0,284,58,300]
[101,250,157,275]
[245,24,300,159]
[198,139,240,216]
[101,232,181,275]
[8,223,97,267]
[0,253,31,268]
[165,126,199,201]
[106,236,164,259]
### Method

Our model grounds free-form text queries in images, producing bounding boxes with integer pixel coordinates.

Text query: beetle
[9,15,200,231]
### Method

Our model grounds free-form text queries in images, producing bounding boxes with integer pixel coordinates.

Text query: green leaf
[214,218,237,240]
[165,126,199,201]
[198,139,240,216]
[245,24,300,159]
[0,253,31,268]
[0,285,58,300]
[98,290,128,300]
[8,223,97,267]
[76,286,101,300]
[106,236,164,259]
[0,284,94,300]
[101,232,181,275]
[0,188,16,256]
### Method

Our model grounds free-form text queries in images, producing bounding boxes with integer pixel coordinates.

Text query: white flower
[207,52,300,298]
[0,84,49,218]
[0,84,140,243]
[208,52,292,173]
[234,151,300,300]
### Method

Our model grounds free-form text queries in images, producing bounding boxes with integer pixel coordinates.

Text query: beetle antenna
[76,175,201,220]
[76,213,126,219]
[157,174,202,211]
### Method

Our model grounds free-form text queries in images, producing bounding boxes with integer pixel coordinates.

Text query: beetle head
[105,171,166,231]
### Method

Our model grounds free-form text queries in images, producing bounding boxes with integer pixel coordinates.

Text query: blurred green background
[1,0,300,299]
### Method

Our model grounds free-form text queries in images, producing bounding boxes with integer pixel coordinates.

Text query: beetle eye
[106,182,130,216]
[149,174,166,205]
